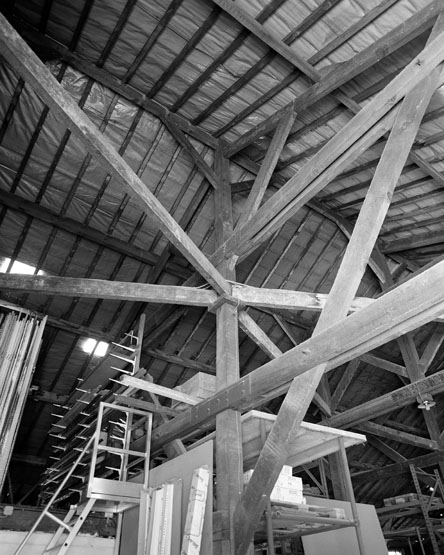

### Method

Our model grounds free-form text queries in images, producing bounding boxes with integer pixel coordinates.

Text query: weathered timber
[355,421,438,451]
[382,229,444,253]
[225,0,442,156]
[235,110,297,229]
[330,359,360,412]
[420,323,444,371]
[232,61,440,555]
[223,37,444,262]
[213,146,243,555]
[238,311,282,359]
[151,260,444,449]
[113,394,181,417]
[0,275,217,306]
[359,353,408,378]
[119,375,199,405]
[211,0,328,81]
[0,14,230,295]
[144,348,215,375]
[0,189,159,266]
[220,108,399,263]
[231,284,374,312]
[351,452,444,484]
[325,368,444,429]
[163,116,222,190]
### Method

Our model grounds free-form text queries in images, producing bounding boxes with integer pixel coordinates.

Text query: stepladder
[13,402,152,555]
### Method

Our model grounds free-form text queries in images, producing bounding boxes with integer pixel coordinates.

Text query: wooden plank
[0,15,230,296]
[232,59,441,555]
[151,259,444,451]
[0,275,217,306]
[225,0,442,156]
[235,110,297,228]
[119,376,199,405]
[355,421,438,451]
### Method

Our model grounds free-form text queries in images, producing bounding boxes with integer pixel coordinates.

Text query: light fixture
[417,398,436,411]
[416,387,436,411]
[82,338,109,357]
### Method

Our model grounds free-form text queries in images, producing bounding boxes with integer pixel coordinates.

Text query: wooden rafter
[232,63,440,553]
[0,189,190,278]
[330,360,360,412]
[351,452,444,484]
[162,116,223,190]
[235,109,296,229]
[216,32,444,265]
[326,368,444,429]
[0,14,231,295]
[225,1,442,156]
[151,258,444,449]
[218,1,444,215]
[6,21,219,150]
[7,274,444,327]
[355,421,438,451]
[359,353,407,379]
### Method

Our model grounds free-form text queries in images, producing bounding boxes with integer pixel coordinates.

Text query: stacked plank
[0,306,46,493]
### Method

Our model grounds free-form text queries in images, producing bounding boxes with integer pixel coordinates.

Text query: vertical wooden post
[213,146,244,555]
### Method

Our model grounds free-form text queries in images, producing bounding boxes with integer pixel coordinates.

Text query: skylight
[81,338,109,357]
[0,257,44,275]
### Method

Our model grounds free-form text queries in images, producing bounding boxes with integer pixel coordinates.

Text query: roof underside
[1,0,444,543]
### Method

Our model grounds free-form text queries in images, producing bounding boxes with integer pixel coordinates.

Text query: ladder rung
[109,353,135,364]
[112,342,137,352]
[46,512,72,531]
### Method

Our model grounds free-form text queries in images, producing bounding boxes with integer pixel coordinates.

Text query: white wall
[302,497,388,555]
[0,530,115,555]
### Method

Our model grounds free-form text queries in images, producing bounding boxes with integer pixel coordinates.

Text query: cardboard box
[243,470,305,505]
[270,486,305,504]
